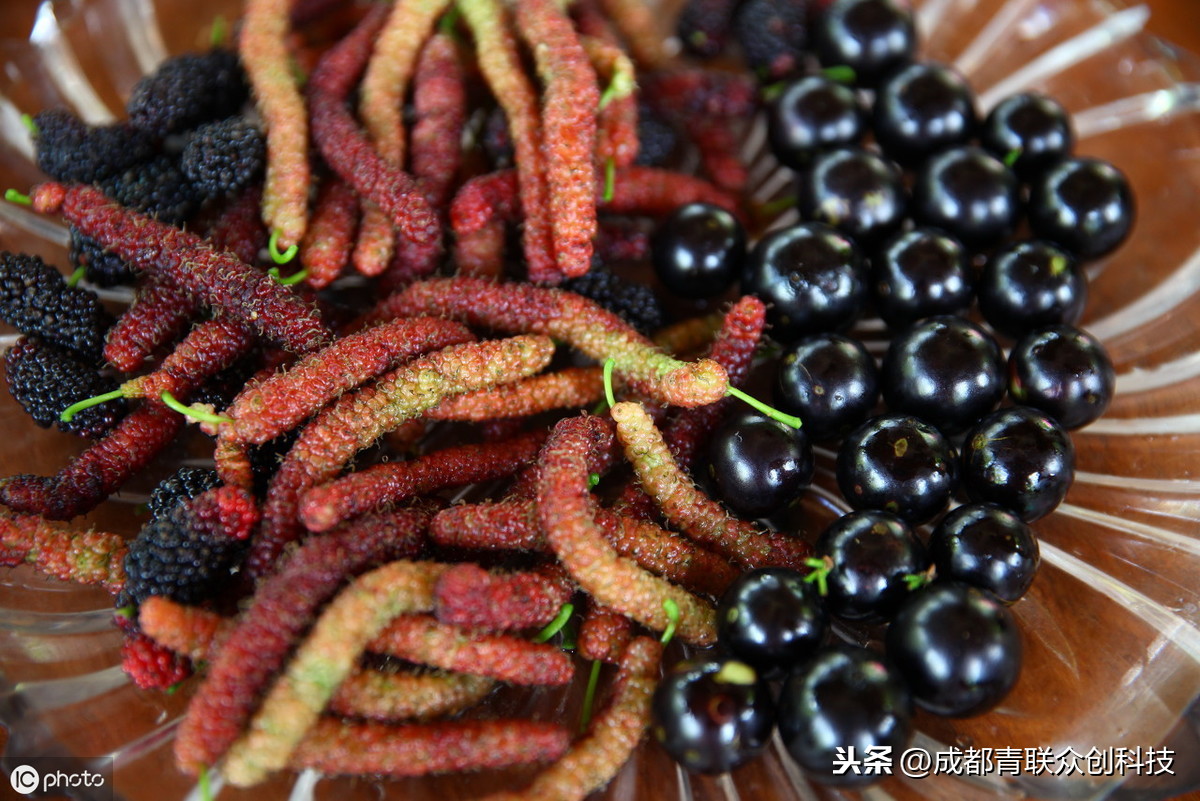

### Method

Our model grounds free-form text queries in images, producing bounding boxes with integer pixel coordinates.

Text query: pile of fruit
[0,0,1129,796]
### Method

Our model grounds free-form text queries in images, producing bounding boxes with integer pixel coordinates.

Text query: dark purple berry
[652,202,745,300]
[1027,156,1135,259]
[767,75,865,169]
[961,406,1075,522]
[980,92,1073,181]
[871,227,972,330]
[742,222,867,342]
[706,410,814,519]
[977,240,1086,339]
[814,0,918,87]
[880,315,1005,435]
[929,503,1039,603]
[1008,325,1115,429]
[652,658,775,774]
[717,567,827,675]
[912,145,1020,250]
[886,583,1022,717]
[777,645,913,785]
[836,414,956,524]
[872,62,976,166]
[815,510,928,620]
[774,332,879,441]
[796,146,908,246]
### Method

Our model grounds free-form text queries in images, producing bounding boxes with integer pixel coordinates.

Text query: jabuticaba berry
[4,336,127,438]
[32,109,156,184]
[0,251,112,360]
[814,0,918,87]
[69,227,137,288]
[181,117,267,201]
[99,154,201,225]
[561,269,665,336]
[126,49,249,137]
[146,467,222,521]
[122,497,249,605]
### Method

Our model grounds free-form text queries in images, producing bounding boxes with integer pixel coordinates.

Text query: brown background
[0,0,1196,53]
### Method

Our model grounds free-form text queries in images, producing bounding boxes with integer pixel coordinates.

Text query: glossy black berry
[767,75,866,169]
[652,202,745,299]
[836,414,956,524]
[872,62,976,166]
[777,645,913,785]
[815,510,928,620]
[796,146,908,246]
[1008,325,1115,429]
[871,227,972,330]
[1027,156,1134,259]
[775,332,879,441]
[961,406,1075,522]
[742,222,867,342]
[880,315,1005,435]
[977,240,1086,339]
[886,582,1022,717]
[912,145,1020,249]
[980,92,1073,181]
[651,658,775,774]
[929,503,1040,603]
[717,567,828,675]
[707,410,814,519]
[814,0,918,87]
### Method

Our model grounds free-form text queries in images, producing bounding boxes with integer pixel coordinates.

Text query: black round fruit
[815,509,928,620]
[836,414,956,524]
[814,0,918,87]
[777,644,913,785]
[742,222,867,342]
[912,145,1020,249]
[796,146,908,246]
[871,226,973,330]
[886,582,1022,717]
[979,92,1074,181]
[768,75,866,169]
[716,567,828,675]
[929,503,1040,603]
[652,202,746,299]
[880,315,1005,435]
[651,658,776,774]
[977,239,1086,339]
[707,410,814,519]
[775,332,879,441]
[872,61,977,166]
[1027,156,1134,259]
[1008,324,1115,429]
[961,406,1075,522]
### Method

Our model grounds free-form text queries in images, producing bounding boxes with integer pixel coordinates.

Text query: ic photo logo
[5,757,113,799]
[9,764,38,794]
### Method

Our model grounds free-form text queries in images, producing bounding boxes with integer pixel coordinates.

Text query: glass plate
[1,0,1199,799]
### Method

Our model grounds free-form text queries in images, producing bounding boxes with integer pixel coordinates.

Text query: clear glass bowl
[1,0,1199,799]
